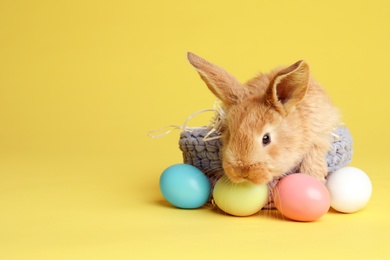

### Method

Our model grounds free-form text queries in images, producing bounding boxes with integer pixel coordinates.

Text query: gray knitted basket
[179,126,353,207]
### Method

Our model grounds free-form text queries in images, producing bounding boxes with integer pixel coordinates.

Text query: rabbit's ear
[266,60,309,115]
[187,52,248,106]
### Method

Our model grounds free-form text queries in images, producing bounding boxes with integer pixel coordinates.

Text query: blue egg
[159,164,211,209]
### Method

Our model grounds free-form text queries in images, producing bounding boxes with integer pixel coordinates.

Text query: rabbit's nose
[240,170,249,178]
[232,165,250,178]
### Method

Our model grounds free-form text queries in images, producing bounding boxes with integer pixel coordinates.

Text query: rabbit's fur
[187,52,339,184]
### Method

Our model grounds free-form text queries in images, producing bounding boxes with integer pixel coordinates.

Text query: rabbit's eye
[262,133,271,146]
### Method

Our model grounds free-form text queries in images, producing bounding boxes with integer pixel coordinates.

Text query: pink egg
[273,173,331,222]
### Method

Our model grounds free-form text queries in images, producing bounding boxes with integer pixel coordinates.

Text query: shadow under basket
[179,126,353,208]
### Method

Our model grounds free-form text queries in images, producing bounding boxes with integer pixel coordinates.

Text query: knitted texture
[179,129,224,186]
[326,126,353,172]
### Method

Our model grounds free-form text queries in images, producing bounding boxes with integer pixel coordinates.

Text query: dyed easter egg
[274,173,330,222]
[213,175,269,216]
[160,164,211,209]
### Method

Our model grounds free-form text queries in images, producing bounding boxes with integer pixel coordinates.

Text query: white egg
[326,167,372,213]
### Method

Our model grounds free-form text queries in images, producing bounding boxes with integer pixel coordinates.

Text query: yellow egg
[213,176,269,216]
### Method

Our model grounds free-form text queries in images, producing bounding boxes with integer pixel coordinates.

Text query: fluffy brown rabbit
[187,52,340,185]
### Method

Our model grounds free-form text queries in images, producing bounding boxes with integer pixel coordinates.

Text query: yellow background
[1,0,389,259]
